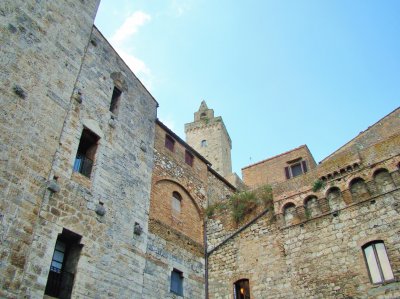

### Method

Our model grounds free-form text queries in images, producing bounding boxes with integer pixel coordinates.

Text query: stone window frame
[362,240,395,284]
[284,158,308,179]
[109,86,122,116]
[172,191,182,214]
[73,128,100,178]
[170,268,184,296]
[233,278,251,299]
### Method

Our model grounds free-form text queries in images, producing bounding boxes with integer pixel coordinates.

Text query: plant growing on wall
[312,179,326,192]
[205,185,273,224]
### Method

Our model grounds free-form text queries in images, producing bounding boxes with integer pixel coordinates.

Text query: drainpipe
[204,216,209,299]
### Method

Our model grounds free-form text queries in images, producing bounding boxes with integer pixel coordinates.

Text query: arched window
[326,187,344,211]
[172,191,182,214]
[283,202,297,226]
[373,168,394,193]
[304,196,320,218]
[349,177,369,197]
[362,241,394,284]
[233,279,250,299]
[201,140,207,147]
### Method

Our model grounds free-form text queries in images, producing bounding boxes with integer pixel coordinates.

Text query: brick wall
[242,145,317,188]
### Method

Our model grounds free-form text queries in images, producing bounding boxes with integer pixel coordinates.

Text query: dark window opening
[73,129,99,178]
[234,279,250,299]
[45,229,82,299]
[362,241,394,284]
[165,135,175,152]
[285,160,308,179]
[185,150,194,166]
[170,269,183,296]
[201,140,207,147]
[109,86,122,114]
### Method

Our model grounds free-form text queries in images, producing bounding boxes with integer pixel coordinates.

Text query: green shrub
[312,179,326,192]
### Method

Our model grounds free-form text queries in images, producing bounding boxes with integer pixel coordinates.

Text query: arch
[326,187,344,211]
[349,177,369,197]
[152,179,204,244]
[304,195,320,218]
[154,178,202,215]
[200,112,207,119]
[373,168,394,192]
[282,202,297,226]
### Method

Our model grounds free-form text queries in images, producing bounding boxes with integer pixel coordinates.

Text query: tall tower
[185,101,232,177]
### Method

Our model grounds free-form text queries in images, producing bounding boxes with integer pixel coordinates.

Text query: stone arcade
[0,1,399,298]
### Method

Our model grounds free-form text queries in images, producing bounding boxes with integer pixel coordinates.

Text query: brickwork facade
[242,145,317,188]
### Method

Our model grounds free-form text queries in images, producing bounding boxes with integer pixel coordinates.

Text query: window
[165,134,175,152]
[234,279,250,299]
[185,150,194,166]
[73,129,99,178]
[362,241,394,284]
[109,86,122,114]
[45,229,82,298]
[172,191,182,214]
[201,140,207,147]
[170,269,183,296]
[285,160,308,179]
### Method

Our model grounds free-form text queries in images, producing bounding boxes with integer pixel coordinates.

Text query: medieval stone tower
[185,101,232,177]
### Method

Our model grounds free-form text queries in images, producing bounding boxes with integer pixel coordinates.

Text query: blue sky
[95,0,399,176]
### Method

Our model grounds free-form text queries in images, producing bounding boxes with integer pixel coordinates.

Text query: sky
[94,0,400,177]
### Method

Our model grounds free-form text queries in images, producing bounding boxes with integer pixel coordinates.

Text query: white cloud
[170,0,191,16]
[109,11,152,86]
[111,11,151,45]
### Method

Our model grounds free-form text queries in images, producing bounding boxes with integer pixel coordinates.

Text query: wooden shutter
[284,166,290,179]
[302,160,308,173]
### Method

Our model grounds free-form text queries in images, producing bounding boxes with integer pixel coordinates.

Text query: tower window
[284,160,308,179]
[170,269,183,296]
[109,86,122,115]
[165,134,175,152]
[73,129,99,178]
[185,150,194,166]
[362,241,394,284]
[45,229,82,298]
[201,140,207,147]
[234,279,250,299]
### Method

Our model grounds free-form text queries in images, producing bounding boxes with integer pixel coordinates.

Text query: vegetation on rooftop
[205,185,273,224]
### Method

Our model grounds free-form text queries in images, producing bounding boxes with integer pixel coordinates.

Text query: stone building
[207,108,400,299]
[0,0,399,299]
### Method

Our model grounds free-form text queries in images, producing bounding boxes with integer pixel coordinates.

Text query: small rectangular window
[165,135,175,152]
[185,150,194,166]
[170,269,183,296]
[73,129,99,178]
[109,86,122,114]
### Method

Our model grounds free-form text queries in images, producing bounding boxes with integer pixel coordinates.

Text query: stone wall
[186,116,232,178]
[0,1,100,297]
[207,132,400,299]
[1,10,158,296]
